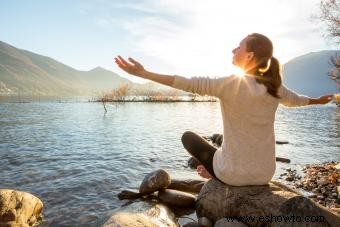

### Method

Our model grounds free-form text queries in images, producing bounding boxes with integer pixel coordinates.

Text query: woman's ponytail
[255,56,282,98]
[246,33,282,98]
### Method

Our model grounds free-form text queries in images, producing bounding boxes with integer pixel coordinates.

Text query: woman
[114,33,333,186]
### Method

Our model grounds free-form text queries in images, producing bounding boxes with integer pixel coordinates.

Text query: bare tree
[317,0,340,42]
[329,55,340,89]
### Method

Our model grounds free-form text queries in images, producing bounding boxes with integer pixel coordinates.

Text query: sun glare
[231,66,245,77]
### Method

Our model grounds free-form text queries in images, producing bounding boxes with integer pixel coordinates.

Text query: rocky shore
[280,161,340,215]
[1,133,339,226]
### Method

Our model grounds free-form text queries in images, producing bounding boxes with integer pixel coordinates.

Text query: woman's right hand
[114,55,146,77]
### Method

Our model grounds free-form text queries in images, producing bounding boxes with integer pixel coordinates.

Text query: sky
[0,0,337,82]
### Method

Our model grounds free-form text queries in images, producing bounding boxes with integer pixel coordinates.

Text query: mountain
[0,40,338,97]
[0,41,130,96]
[283,50,339,97]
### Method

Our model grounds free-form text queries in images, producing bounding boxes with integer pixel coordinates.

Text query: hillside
[283,50,339,97]
[0,41,130,96]
[0,40,338,97]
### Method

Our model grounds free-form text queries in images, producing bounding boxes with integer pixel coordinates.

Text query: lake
[0,101,339,226]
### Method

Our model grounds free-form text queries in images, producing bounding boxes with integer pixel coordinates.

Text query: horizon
[0,0,338,83]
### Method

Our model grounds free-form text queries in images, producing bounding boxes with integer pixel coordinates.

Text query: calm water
[0,101,339,226]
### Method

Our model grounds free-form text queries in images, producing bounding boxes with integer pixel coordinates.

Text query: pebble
[293,162,339,209]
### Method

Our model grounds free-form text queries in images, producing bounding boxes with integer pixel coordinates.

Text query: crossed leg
[181,131,217,179]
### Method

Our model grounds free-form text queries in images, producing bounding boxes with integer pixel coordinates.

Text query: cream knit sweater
[172,74,310,186]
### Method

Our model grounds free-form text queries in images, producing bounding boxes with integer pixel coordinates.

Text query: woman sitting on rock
[114,33,333,186]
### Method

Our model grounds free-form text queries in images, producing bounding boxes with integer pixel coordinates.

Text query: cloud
[93,0,331,77]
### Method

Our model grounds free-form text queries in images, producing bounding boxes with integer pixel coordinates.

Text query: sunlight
[230,66,245,77]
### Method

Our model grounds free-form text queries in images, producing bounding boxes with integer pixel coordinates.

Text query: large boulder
[196,179,340,226]
[103,201,178,227]
[0,189,43,227]
[139,169,171,195]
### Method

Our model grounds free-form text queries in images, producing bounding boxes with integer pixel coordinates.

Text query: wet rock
[282,168,301,182]
[0,189,43,227]
[168,179,206,193]
[187,157,200,169]
[294,162,340,208]
[158,189,196,208]
[276,140,289,144]
[139,169,171,195]
[103,201,177,227]
[211,134,223,146]
[182,221,199,227]
[198,217,212,227]
[276,157,291,163]
[118,190,142,200]
[214,218,248,227]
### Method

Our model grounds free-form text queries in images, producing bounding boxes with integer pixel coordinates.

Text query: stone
[0,189,43,227]
[197,217,212,227]
[139,169,171,195]
[182,221,199,227]
[214,218,248,227]
[276,140,289,144]
[168,179,206,193]
[103,201,177,227]
[196,179,340,226]
[158,189,196,208]
[118,190,142,200]
[276,157,291,163]
[187,157,200,169]
[334,163,340,170]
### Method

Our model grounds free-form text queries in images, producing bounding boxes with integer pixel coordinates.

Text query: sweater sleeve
[278,85,310,107]
[171,75,237,98]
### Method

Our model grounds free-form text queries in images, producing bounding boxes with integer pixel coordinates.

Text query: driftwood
[196,179,340,227]
[118,179,206,200]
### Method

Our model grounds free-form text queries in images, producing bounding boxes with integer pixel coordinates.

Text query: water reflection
[0,102,339,225]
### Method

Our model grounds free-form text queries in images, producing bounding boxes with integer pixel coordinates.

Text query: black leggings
[181,131,217,178]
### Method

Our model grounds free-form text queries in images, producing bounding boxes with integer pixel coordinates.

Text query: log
[196,179,340,227]
[168,179,206,193]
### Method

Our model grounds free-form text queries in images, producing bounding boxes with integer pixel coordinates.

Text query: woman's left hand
[317,94,334,104]
[114,55,146,77]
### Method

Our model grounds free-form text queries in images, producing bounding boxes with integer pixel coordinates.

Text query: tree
[317,0,340,42]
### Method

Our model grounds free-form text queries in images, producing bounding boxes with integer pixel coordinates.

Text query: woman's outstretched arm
[114,55,174,86]
[308,95,334,105]
[115,55,236,98]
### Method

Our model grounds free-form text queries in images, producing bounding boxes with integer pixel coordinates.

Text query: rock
[214,218,248,227]
[0,189,43,227]
[158,189,196,208]
[139,169,171,195]
[197,217,212,227]
[168,179,206,193]
[188,157,201,169]
[276,157,291,163]
[334,163,340,170]
[103,201,178,227]
[276,140,289,144]
[118,190,142,200]
[182,221,199,227]
[196,179,340,226]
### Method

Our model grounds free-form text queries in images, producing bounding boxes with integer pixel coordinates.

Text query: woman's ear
[247,52,254,61]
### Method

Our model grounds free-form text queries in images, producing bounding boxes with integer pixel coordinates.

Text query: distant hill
[0,41,130,96]
[283,50,339,97]
[0,40,338,97]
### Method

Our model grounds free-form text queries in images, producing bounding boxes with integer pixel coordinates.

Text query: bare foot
[197,165,212,179]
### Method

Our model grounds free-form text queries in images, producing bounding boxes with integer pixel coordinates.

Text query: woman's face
[232,37,254,71]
